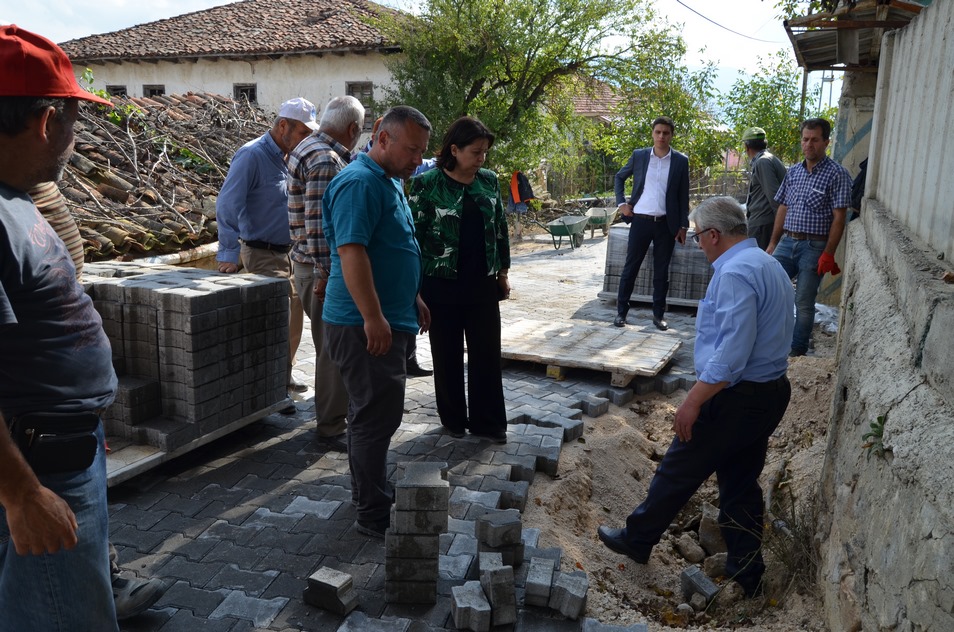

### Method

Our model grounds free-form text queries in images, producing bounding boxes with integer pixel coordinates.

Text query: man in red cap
[0,25,120,631]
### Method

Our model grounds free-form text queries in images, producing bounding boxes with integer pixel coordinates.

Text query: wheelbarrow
[584,207,618,238]
[536,214,590,249]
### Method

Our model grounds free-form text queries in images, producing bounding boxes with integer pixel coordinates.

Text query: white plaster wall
[865,1,954,258]
[73,52,395,117]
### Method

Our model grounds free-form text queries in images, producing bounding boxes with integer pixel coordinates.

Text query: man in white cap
[216,97,318,408]
[0,24,120,631]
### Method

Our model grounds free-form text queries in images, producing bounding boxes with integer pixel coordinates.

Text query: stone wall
[818,2,954,629]
[819,204,954,631]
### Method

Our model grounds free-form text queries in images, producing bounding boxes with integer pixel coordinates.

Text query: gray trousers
[293,262,349,437]
[748,222,774,251]
[324,323,411,523]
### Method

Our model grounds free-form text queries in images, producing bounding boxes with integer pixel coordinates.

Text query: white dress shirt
[632,148,671,217]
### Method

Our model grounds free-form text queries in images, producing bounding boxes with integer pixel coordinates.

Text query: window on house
[233,83,257,104]
[143,85,165,98]
[106,85,127,97]
[346,82,374,131]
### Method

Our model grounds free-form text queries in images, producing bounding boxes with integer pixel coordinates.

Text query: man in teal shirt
[322,106,432,537]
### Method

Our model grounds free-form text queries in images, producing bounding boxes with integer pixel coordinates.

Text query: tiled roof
[60,0,397,62]
[63,92,269,260]
[573,79,623,120]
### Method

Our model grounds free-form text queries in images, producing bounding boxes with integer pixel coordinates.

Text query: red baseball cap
[0,24,112,106]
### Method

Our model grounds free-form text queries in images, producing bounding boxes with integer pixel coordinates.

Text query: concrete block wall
[819,207,954,632]
[83,262,288,449]
[602,224,713,305]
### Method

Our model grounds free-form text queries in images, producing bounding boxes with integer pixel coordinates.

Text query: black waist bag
[9,412,100,475]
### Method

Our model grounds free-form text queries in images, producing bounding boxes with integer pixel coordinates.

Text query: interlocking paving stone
[157,581,230,617]
[208,590,288,628]
[106,237,701,630]
[208,564,279,597]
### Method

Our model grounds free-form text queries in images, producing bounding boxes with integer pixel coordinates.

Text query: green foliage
[862,414,888,461]
[80,68,144,128]
[373,0,715,183]
[772,0,836,19]
[719,51,829,165]
[595,50,730,174]
[173,147,214,174]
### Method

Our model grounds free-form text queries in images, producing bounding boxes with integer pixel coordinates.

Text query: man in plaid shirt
[767,118,852,357]
[288,96,365,450]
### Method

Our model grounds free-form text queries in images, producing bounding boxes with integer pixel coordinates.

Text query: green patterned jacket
[408,167,510,280]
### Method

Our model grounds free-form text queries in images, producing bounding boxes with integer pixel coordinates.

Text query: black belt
[727,375,789,396]
[243,239,291,253]
[784,230,827,241]
[632,213,666,222]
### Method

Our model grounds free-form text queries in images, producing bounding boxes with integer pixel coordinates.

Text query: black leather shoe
[469,429,507,444]
[652,317,668,331]
[355,518,389,539]
[597,525,650,564]
[613,315,626,327]
[406,361,433,377]
[315,433,347,452]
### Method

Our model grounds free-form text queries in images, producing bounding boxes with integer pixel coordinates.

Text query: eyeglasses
[691,227,721,243]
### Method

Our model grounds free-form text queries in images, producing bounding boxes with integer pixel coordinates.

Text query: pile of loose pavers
[300,450,627,632]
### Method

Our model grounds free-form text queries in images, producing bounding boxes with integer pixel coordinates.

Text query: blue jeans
[772,236,824,354]
[0,424,118,632]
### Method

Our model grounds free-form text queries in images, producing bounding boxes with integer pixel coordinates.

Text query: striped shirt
[30,181,84,277]
[774,155,852,236]
[287,132,351,273]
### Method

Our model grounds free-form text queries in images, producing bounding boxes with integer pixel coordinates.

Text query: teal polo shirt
[321,152,422,334]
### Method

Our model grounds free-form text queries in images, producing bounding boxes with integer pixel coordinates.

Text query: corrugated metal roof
[784,0,931,71]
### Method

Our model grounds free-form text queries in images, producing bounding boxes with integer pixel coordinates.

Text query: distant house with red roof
[60,0,398,125]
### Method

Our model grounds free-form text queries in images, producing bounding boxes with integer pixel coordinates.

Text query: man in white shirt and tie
[613,116,690,331]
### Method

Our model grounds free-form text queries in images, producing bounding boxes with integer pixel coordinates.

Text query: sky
[0,0,840,104]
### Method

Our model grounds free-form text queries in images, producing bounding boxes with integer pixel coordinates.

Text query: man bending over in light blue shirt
[598,196,795,599]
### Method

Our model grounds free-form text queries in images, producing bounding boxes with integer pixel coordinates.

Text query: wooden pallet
[501,318,681,386]
[105,399,291,487]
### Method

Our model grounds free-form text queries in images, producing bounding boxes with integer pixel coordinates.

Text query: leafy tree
[372,0,705,179]
[588,33,730,178]
[719,50,827,164]
[769,0,837,19]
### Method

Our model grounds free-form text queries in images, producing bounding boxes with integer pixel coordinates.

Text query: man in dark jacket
[613,116,690,331]
[742,126,786,250]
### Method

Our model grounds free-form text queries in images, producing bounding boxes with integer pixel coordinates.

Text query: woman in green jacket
[409,116,511,442]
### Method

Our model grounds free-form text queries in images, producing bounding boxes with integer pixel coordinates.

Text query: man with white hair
[599,196,794,598]
[216,97,317,406]
[287,96,365,451]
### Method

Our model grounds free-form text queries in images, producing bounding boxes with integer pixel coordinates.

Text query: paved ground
[111,233,700,631]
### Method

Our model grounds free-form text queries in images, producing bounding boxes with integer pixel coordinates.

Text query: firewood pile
[61,92,271,260]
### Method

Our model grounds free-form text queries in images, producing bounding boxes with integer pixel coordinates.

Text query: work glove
[817,252,841,276]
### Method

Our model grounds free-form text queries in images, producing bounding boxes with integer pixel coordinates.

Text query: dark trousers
[324,324,411,523]
[428,300,506,436]
[616,216,676,319]
[624,376,791,590]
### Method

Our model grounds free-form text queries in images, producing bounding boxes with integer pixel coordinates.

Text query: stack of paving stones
[83,261,288,451]
[602,225,713,304]
[386,461,450,604]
